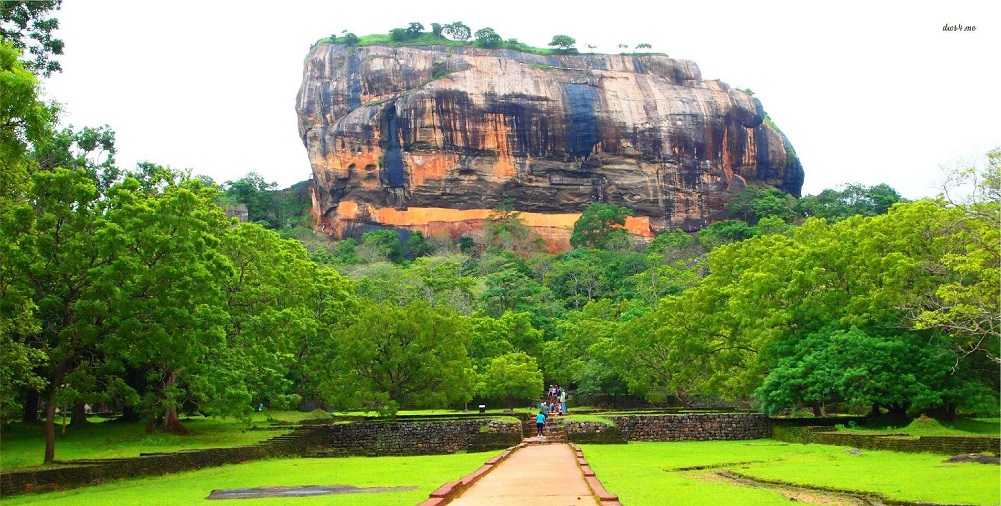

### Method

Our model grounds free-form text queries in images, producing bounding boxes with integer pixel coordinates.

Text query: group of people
[534,384,568,437]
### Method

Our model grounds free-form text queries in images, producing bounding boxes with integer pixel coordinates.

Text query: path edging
[417,442,527,506]
[570,443,623,506]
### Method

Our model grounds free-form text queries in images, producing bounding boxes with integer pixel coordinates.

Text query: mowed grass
[3,451,499,506]
[837,416,1001,437]
[0,412,311,471]
[580,440,1001,506]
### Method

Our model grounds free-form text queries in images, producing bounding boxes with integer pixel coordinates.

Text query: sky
[41,0,999,199]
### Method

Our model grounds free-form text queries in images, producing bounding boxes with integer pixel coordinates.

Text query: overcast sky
[42,0,998,199]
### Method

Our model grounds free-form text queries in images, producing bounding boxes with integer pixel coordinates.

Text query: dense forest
[2,4,998,466]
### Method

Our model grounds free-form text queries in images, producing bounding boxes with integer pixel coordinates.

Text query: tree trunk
[811,402,822,417]
[162,406,187,434]
[70,399,90,426]
[23,390,39,423]
[868,402,881,418]
[44,393,57,464]
[117,404,142,423]
[946,402,957,423]
[887,403,908,420]
[160,369,188,435]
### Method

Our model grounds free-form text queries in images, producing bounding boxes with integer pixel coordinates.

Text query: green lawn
[580,440,1001,506]
[561,414,617,425]
[836,416,1000,437]
[2,452,499,505]
[0,412,312,471]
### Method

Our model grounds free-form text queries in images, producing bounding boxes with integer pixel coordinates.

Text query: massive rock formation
[296,43,803,249]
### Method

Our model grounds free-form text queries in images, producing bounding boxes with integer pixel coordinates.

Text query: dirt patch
[692,471,871,505]
[206,484,418,499]
[944,453,1000,465]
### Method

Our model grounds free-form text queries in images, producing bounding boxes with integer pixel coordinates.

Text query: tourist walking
[536,411,546,437]
[559,387,567,415]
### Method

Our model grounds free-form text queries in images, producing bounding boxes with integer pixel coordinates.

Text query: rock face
[296,44,803,249]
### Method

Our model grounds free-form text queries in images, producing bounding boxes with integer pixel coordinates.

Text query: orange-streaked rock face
[296,44,803,249]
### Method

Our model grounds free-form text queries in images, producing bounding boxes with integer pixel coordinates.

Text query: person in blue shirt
[535,411,546,436]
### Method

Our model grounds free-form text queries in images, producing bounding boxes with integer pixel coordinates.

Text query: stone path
[448,444,598,506]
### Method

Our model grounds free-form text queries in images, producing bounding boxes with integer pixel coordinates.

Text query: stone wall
[314,419,522,456]
[564,421,627,444]
[772,426,1001,455]
[1,418,521,497]
[608,413,772,441]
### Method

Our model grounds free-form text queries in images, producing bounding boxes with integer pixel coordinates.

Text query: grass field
[836,416,1000,437]
[0,410,522,471]
[2,452,499,505]
[580,440,1001,506]
[0,412,311,471]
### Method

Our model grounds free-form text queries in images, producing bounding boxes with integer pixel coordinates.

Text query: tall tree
[442,21,471,41]
[100,174,232,433]
[473,27,502,48]
[570,202,633,250]
[911,149,1000,364]
[478,352,544,409]
[32,124,119,193]
[313,301,474,416]
[215,223,323,414]
[1,42,56,205]
[222,172,277,226]
[6,168,109,462]
[0,1,64,76]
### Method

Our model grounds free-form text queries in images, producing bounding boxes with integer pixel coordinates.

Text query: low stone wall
[1,418,522,497]
[315,419,522,456]
[565,421,627,444]
[773,426,1001,456]
[609,413,772,441]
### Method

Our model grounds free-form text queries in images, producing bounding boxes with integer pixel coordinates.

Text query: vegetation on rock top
[313,21,668,57]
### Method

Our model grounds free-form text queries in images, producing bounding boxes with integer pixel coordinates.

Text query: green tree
[32,124,119,193]
[389,27,408,42]
[726,186,796,224]
[403,231,432,260]
[1,42,56,205]
[0,1,64,76]
[795,183,903,222]
[755,215,791,236]
[542,300,629,403]
[545,256,603,309]
[696,220,756,249]
[548,35,576,53]
[409,255,477,312]
[478,352,544,409]
[484,203,533,251]
[222,172,278,227]
[313,302,474,416]
[570,202,633,250]
[5,168,109,462]
[215,223,324,415]
[99,174,232,433]
[405,22,424,38]
[482,268,544,316]
[359,228,404,263]
[911,149,1000,365]
[611,295,714,405]
[442,21,471,41]
[473,27,502,48]
[626,260,701,308]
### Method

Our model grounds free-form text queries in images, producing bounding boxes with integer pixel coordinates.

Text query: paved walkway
[448,444,598,506]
